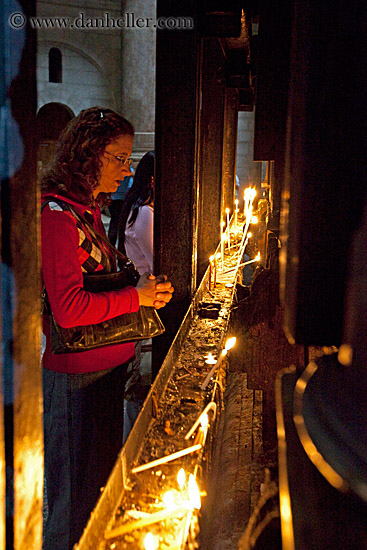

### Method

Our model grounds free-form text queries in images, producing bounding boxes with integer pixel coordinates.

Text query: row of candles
[209,186,259,289]
[105,336,237,547]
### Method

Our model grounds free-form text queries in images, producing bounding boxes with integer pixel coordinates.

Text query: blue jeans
[123,399,144,444]
[43,363,128,550]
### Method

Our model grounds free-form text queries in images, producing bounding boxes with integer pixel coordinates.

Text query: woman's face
[94,134,134,197]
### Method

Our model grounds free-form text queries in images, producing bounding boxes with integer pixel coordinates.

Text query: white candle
[234,199,239,226]
[185,401,217,440]
[208,256,213,290]
[201,337,236,390]
[220,221,225,269]
[105,504,190,539]
[131,444,202,474]
[144,532,158,550]
[226,208,230,250]
[105,475,201,540]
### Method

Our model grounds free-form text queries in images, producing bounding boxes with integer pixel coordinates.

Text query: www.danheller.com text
[8,11,194,30]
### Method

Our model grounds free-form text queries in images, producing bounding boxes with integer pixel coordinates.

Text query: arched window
[49,48,62,83]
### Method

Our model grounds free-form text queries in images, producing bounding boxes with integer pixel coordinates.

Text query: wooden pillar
[281,0,367,345]
[154,1,201,372]
[197,38,226,282]
[221,88,238,223]
[253,0,293,232]
[1,0,43,548]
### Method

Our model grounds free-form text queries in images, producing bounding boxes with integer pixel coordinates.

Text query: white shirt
[125,205,153,275]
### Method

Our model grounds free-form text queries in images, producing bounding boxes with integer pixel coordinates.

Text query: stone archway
[36,102,74,177]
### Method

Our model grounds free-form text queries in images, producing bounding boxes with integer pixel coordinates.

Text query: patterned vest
[43,199,115,273]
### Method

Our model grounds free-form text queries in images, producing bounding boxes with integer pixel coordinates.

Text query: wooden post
[154,0,201,374]
[1,0,43,548]
[196,38,226,282]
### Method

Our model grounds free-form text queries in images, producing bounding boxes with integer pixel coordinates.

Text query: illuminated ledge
[75,230,241,550]
[276,366,367,550]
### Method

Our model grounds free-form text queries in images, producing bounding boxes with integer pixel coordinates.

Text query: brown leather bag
[42,199,165,354]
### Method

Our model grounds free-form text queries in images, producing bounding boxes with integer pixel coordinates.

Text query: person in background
[117,151,155,441]
[41,111,173,550]
[108,165,134,246]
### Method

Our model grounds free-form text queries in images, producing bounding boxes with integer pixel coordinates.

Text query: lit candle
[193,413,209,447]
[105,476,201,540]
[105,504,188,539]
[201,337,236,390]
[215,253,220,285]
[144,532,158,550]
[251,215,258,224]
[234,199,239,226]
[185,401,217,440]
[238,252,261,268]
[205,352,217,365]
[220,221,225,269]
[226,208,230,250]
[163,490,175,508]
[177,468,186,491]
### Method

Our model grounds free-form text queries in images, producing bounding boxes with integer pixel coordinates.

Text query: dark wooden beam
[222,88,239,223]
[196,38,226,282]
[154,0,201,373]
[280,0,367,345]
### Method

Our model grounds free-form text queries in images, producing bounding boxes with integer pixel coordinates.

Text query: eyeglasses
[105,151,133,167]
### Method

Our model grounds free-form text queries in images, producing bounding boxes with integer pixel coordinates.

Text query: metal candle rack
[76,213,249,550]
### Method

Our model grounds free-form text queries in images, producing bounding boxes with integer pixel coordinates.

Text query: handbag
[42,199,165,354]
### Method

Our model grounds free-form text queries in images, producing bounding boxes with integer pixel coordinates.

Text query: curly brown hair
[41,106,134,205]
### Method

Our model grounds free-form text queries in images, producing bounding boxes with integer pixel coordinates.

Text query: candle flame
[255,252,261,261]
[225,207,229,213]
[144,532,157,550]
[209,255,214,262]
[205,352,217,365]
[235,199,239,206]
[200,413,209,429]
[247,232,252,238]
[251,216,258,224]
[163,490,175,509]
[188,475,201,510]
[244,186,256,199]
[221,221,225,229]
[221,348,228,357]
[177,468,186,490]
[215,253,221,260]
[225,337,236,351]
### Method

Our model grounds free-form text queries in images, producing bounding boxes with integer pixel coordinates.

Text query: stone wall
[37,0,123,115]
[236,111,264,205]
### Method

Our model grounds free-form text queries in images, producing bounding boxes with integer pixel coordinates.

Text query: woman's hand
[136,273,174,309]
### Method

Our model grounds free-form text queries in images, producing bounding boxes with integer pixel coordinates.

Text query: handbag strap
[41,197,134,268]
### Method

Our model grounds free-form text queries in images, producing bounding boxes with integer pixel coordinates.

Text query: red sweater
[41,193,139,374]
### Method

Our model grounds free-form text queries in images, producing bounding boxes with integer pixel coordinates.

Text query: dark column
[197,38,226,282]
[1,0,43,548]
[221,88,238,222]
[253,0,293,232]
[154,1,200,373]
[280,0,367,345]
